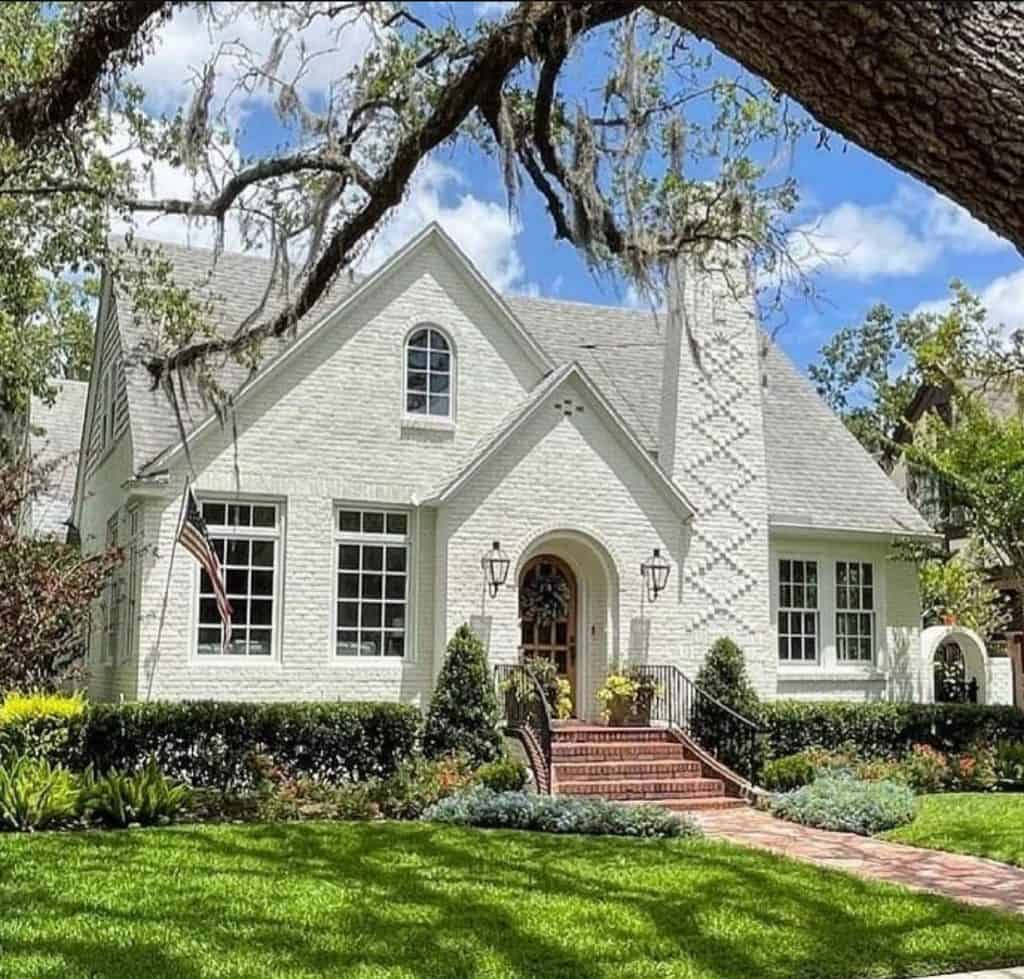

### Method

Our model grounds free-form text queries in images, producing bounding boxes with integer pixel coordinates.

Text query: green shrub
[0,754,81,831]
[759,700,1024,760]
[692,637,762,777]
[995,741,1024,785]
[374,755,475,820]
[424,788,698,838]
[257,779,377,823]
[83,760,192,827]
[52,701,420,790]
[0,690,86,761]
[474,757,528,793]
[422,624,502,766]
[0,690,85,724]
[761,751,820,791]
[768,776,917,835]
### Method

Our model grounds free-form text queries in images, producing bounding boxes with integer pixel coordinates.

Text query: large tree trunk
[650,1,1024,254]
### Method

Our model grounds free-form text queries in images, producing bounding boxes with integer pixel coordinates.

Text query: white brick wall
[78,234,930,710]
[660,262,775,697]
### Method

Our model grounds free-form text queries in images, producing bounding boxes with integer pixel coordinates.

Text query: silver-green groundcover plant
[768,775,917,836]
[423,787,698,838]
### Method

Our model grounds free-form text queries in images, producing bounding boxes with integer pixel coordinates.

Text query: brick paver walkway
[696,807,1024,914]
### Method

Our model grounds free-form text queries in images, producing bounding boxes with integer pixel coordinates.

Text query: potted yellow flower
[596,669,661,726]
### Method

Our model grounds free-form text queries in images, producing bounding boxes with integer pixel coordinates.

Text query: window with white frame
[196,501,279,656]
[836,561,875,662]
[405,327,452,418]
[778,559,819,662]
[335,508,408,657]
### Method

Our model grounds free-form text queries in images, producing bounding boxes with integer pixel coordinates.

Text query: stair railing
[494,663,554,793]
[630,663,761,780]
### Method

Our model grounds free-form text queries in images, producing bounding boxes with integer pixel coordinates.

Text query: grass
[1,821,1023,978]
[883,793,1024,867]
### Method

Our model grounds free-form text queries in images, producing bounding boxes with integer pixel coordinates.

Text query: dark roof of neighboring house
[28,379,88,537]
[109,236,932,537]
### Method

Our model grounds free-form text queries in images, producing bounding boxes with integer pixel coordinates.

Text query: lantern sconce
[640,547,671,602]
[482,540,511,598]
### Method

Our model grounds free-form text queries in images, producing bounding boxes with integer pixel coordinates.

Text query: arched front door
[519,555,578,709]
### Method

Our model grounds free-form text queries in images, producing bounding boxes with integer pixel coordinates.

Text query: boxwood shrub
[1,701,420,790]
[759,701,1024,760]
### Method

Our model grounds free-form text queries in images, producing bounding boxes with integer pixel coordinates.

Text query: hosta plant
[0,754,82,831]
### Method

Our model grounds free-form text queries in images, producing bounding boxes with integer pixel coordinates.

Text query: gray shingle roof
[111,237,932,537]
[28,379,88,537]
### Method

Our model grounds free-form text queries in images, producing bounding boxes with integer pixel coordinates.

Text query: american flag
[179,488,233,652]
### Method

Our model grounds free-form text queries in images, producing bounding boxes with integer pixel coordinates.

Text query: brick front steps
[551,723,749,812]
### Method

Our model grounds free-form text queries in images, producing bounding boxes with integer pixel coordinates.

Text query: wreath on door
[520,570,571,626]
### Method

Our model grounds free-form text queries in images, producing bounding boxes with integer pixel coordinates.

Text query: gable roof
[114,225,551,475]
[107,230,931,537]
[422,361,694,518]
[28,379,88,537]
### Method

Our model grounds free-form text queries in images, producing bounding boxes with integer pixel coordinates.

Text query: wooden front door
[519,555,577,709]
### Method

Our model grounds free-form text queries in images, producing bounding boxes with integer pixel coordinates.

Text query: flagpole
[145,474,190,702]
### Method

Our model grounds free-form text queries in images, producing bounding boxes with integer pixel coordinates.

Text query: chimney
[659,253,774,694]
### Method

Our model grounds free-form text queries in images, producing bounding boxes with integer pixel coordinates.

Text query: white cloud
[361,157,527,292]
[475,2,517,16]
[913,267,1024,337]
[789,202,940,282]
[129,4,375,121]
[789,185,1011,283]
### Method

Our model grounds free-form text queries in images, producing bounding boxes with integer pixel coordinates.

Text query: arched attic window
[405,326,453,419]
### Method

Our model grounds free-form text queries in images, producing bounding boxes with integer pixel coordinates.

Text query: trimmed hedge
[760,701,1024,760]
[0,701,420,791]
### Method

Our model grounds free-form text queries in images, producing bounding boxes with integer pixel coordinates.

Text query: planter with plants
[596,669,661,726]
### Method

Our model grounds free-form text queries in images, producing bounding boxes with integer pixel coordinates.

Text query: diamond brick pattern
[550,724,749,812]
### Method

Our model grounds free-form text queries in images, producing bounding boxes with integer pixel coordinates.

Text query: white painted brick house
[71,224,1013,713]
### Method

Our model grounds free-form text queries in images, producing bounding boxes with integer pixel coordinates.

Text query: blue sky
[123,1,1024,377]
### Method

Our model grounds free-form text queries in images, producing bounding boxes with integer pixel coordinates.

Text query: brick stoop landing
[551,723,749,812]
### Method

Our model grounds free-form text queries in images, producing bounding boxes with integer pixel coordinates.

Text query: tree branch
[147,1,641,381]
[0,1,177,149]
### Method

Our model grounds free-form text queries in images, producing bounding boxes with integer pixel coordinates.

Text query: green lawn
[884,793,1024,867]
[1,821,1024,979]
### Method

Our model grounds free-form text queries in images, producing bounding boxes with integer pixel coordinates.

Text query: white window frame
[777,558,820,663]
[402,325,455,423]
[191,498,283,661]
[332,506,410,659]
[122,506,142,663]
[103,513,121,666]
[835,560,876,664]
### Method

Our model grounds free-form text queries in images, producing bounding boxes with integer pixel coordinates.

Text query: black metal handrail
[630,663,761,780]
[494,663,554,792]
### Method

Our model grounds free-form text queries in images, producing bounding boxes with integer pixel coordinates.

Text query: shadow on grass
[1,820,1023,978]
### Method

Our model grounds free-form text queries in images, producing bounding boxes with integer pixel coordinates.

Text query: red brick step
[554,759,702,781]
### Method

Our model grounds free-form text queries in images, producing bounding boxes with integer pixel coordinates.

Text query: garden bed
[2,821,1024,978]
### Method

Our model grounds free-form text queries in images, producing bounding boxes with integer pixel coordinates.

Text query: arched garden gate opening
[920,625,989,704]
[516,531,619,722]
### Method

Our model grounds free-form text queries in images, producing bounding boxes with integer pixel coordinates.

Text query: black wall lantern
[641,547,671,601]
[482,541,511,597]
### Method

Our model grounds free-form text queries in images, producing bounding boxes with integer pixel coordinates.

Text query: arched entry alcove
[516,529,620,721]
[920,625,989,704]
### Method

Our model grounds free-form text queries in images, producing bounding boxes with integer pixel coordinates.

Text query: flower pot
[626,702,652,727]
[606,696,632,727]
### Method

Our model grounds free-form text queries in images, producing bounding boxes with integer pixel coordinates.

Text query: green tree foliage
[917,545,1012,638]
[423,624,502,766]
[0,461,120,691]
[809,283,993,458]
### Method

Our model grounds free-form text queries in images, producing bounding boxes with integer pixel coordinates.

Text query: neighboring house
[21,379,89,539]
[888,379,1024,707]
[71,224,1011,713]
